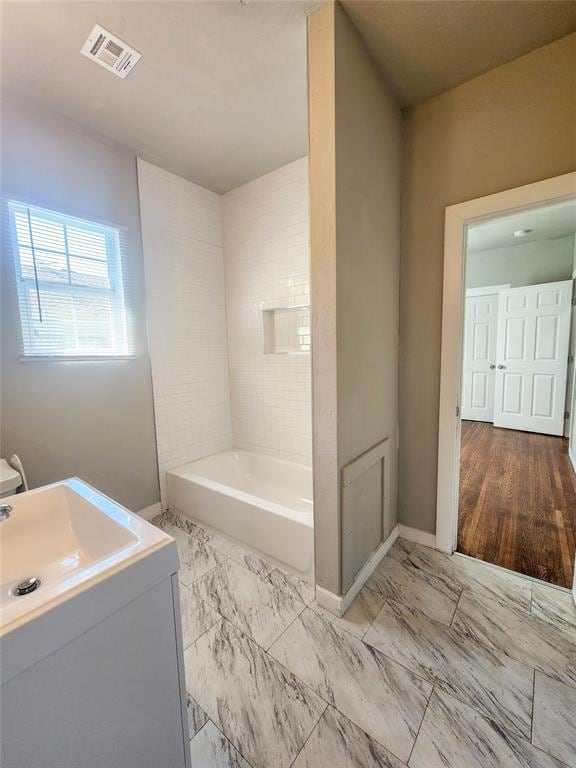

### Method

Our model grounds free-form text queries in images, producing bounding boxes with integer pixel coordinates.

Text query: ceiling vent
[81,24,141,79]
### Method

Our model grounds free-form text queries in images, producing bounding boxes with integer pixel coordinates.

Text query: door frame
[436,171,576,554]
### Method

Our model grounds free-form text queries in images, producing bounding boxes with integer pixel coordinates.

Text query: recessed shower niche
[262,305,311,355]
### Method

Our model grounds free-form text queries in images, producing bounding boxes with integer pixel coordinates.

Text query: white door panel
[461,293,499,421]
[493,280,572,436]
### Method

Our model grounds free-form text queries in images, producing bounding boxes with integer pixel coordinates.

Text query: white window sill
[19,355,137,363]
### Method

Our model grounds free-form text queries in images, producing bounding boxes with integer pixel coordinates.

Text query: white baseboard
[315,525,399,617]
[136,502,162,521]
[569,446,576,476]
[398,524,436,549]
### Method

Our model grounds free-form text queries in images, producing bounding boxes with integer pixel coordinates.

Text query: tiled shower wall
[138,157,311,508]
[137,160,233,508]
[223,158,312,465]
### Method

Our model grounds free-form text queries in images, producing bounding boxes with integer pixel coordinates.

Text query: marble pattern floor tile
[269,607,432,763]
[189,721,253,768]
[165,523,227,586]
[310,585,385,639]
[193,559,305,649]
[365,556,460,626]
[187,695,208,740]
[531,583,576,634]
[179,582,222,648]
[453,590,576,687]
[364,599,533,739]
[407,547,532,612]
[387,538,417,563]
[409,690,567,768]
[189,523,274,578]
[292,706,407,768]
[267,568,316,606]
[533,672,576,767]
[184,620,326,768]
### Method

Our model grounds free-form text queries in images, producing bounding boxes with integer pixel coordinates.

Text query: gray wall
[466,235,575,289]
[309,2,401,595]
[399,32,576,534]
[1,92,160,511]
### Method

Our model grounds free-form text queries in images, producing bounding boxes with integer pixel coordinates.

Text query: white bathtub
[166,450,314,582]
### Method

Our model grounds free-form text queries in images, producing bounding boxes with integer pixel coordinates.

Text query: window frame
[7,200,134,362]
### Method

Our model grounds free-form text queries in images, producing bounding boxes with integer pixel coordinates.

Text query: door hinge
[572,297,576,306]
[569,355,574,365]
[565,411,570,419]
[456,405,460,418]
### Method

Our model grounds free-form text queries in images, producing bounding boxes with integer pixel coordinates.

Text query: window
[8,201,133,359]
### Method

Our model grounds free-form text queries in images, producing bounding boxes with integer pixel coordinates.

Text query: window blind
[7,201,134,359]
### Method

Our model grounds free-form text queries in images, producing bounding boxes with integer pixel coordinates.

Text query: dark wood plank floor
[458,420,576,588]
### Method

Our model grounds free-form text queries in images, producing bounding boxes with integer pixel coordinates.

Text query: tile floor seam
[188,718,209,745]
[192,560,309,652]
[214,717,257,768]
[189,615,329,767]
[286,702,329,768]
[530,671,576,766]
[449,588,576,686]
[298,602,438,692]
[181,609,223,653]
[214,612,324,707]
[191,716,257,768]
[267,608,434,763]
[183,617,226,669]
[530,668,536,745]
[362,597,538,742]
[265,599,308,652]
[264,599,309,654]
[449,588,465,628]
[186,558,230,590]
[419,688,575,768]
[406,682,436,766]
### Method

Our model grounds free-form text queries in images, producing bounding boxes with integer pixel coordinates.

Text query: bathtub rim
[166,450,313,528]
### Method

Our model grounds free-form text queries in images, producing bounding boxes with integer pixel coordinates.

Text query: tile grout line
[187,718,209,748]
[265,606,438,764]
[449,586,465,628]
[189,558,310,653]
[182,615,225,659]
[359,594,541,745]
[286,702,329,768]
[530,668,536,745]
[407,683,435,765]
[265,599,309,653]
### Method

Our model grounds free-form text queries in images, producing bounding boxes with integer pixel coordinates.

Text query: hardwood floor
[458,420,576,588]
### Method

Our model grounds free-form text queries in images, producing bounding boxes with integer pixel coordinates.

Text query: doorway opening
[437,174,576,591]
[458,202,576,587]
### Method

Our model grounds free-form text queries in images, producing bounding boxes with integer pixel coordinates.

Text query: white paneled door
[461,292,501,421]
[493,280,573,436]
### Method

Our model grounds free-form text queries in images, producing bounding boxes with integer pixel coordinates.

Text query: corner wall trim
[315,525,399,617]
[136,502,162,521]
[398,524,436,550]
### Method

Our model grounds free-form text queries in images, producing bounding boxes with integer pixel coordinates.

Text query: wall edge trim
[398,523,437,549]
[315,525,399,617]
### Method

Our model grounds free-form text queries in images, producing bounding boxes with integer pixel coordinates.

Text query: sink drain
[14,576,41,596]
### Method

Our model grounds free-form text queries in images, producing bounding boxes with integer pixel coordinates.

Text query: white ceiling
[341,1,576,107]
[2,1,576,193]
[1,0,316,193]
[467,199,576,253]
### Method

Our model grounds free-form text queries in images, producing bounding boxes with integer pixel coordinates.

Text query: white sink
[0,478,172,636]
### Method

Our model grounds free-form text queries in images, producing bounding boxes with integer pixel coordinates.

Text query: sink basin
[0,478,172,636]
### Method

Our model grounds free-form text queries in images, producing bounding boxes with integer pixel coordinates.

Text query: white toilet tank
[0,459,22,498]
